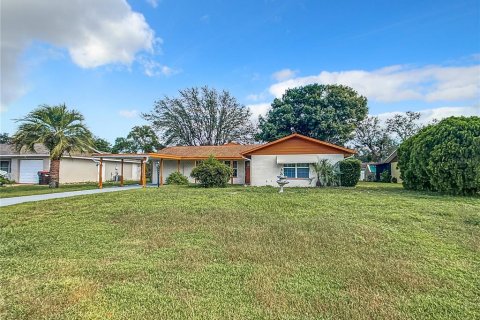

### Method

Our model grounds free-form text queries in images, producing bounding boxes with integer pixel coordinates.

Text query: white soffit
[276,155,318,164]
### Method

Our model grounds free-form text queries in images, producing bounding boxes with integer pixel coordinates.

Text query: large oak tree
[256,84,368,145]
[143,87,255,146]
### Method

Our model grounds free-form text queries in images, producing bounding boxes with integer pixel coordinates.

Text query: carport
[92,153,181,188]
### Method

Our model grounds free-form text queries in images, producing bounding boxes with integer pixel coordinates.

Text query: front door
[245,161,250,185]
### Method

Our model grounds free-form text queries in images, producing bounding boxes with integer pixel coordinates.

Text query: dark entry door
[245,161,250,185]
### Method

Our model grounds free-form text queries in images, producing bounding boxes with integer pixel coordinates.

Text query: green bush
[166,172,189,185]
[339,158,361,187]
[380,170,391,183]
[398,116,480,195]
[0,176,14,186]
[190,155,233,188]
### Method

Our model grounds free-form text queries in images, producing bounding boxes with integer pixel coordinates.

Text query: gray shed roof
[0,143,49,156]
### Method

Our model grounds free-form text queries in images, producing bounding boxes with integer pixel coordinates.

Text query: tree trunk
[49,158,60,188]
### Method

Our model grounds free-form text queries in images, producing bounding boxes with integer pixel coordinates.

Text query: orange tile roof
[157,143,262,159]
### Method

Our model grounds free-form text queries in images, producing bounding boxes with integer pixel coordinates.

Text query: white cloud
[272,68,297,81]
[141,58,179,77]
[1,0,158,109]
[375,105,480,125]
[146,0,160,8]
[246,92,269,102]
[269,64,480,103]
[247,103,271,119]
[119,110,139,118]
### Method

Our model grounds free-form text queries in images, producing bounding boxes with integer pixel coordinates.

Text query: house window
[283,163,310,179]
[0,160,11,173]
[224,161,238,178]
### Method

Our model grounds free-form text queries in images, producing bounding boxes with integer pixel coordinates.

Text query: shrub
[338,158,361,187]
[0,176,14,186]
[166,172,189,185]
[391,177,398,183]
[380,170,391,183]
[190,155,233,187]
[398,116,480,195]
[312,159,339,187]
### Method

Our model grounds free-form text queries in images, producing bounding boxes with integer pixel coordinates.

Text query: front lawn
[0,181,139,199]
[1,183,479,319]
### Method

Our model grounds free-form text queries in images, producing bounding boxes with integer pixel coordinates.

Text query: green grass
[1,183,479,319]
[0,181,139,198]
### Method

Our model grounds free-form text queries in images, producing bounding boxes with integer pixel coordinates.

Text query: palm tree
[12,104,94,188]
[312,159,339,187]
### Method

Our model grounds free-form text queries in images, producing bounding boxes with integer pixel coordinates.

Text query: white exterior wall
[151,159,178,185]
[152,159,246,185]
[233,160,245,185]
[250,154,344,187]
[59,157,140,184]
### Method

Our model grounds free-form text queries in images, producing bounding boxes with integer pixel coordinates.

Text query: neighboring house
[377,150,402,183]
[149,133,356,187]
[0,144,141,184]
[361,150,401,183]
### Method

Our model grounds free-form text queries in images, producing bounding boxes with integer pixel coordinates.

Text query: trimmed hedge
[339,158,361,187]
[190,155,233,188]
[398,116,480,195]
[166,172,189,185]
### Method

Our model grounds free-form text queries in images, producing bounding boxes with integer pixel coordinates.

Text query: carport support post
[156,160,160,188]
[230,160,233,184]
[120,159,124,187]
[142,158,147,188]
[98,158,103,189]
[139,159,143,186]
[160,159,164,186]
[177,159,180,173]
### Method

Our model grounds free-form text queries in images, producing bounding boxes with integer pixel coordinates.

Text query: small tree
[312,159,339,187]
[338,158,361,187]
[0,133,11,144]
[190,155,233,187]
[93,136,112,153]
[12,104,94,188]
[166,172,189,185]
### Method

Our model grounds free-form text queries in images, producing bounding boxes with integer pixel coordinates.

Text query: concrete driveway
[0,185,142,207]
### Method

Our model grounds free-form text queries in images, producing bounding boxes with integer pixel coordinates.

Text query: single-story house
[0,144,141,184]
[141,133,355,187]
[379,150,401,183]
[360,150,401,183]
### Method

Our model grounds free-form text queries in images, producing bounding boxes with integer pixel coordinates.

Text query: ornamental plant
[312,159,339,187]
[190,155,233,187]
[166,172,189,185]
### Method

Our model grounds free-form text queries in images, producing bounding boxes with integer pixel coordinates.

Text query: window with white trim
[0,160,11,173]
[224,161,238,177]
[283,163,310,178]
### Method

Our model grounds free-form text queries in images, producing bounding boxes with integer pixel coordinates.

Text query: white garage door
[19,160,44,183]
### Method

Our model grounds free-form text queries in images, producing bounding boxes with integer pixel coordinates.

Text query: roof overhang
[241,133,356,156]
[91,153,244,161]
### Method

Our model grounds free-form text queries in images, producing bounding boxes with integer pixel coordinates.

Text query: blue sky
[1,0,479,142]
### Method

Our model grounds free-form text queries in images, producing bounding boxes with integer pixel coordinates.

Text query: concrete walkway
[0,185,143,207]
